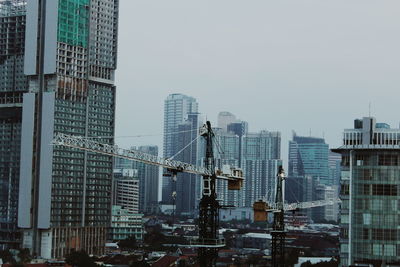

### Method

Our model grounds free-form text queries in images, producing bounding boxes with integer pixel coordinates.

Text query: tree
[144,230,166,250]
[17,248,32,264]
[0,250,14,264]
[118,235,137,250]
[65,250,98,267]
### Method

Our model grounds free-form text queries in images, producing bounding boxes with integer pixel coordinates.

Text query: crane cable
[168,134,201,160]
[86,128,201,139]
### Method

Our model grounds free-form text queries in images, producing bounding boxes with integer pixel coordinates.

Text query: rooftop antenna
[369,102,371,117]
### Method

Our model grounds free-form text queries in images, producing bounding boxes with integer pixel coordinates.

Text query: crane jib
[52,133,243,181]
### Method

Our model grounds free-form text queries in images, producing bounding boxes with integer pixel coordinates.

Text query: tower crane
[253,167,341,267]
[52,121,243,267]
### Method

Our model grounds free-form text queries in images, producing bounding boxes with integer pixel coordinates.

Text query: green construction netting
[57,0,89,47]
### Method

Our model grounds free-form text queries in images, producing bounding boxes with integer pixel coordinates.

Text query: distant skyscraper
[17,0,119,258]
[214,113,281,208]
[218,111,238,132]
[162,94,198,209]
[214,128,241,207]
[288,134,329,185]
[333,117,400,266]
[329,151,342,186]
[0,0,27,249]
[242,131,281,206]
[115,146,159,214]
[174,113,200,215]
[288,133,335,222]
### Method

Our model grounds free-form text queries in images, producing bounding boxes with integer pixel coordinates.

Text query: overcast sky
[114,0,400,163]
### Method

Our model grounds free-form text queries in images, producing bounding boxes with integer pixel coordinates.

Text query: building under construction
[0,0,27,250]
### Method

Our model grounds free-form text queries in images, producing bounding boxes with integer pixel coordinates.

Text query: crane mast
[52,121,241,267]
[253,167,341,266]
[271,166,286,267]
[198,121,221,267]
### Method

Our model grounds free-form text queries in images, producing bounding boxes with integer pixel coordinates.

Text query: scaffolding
[0,0,26,17]
[57,0,89,47]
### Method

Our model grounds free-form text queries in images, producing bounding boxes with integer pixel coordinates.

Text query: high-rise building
[214,128,241,207]
[217,111,238,132]
[111,169,143,243]
[288,133,333,222]
[17,0,119,258]
[242,131,281,207]
[0,0,27,249]
[175,112,200,215]
[214,113,281,208]
[162,94,198,209]
[329,151,342,186]
[288,134,329,185]
[333,117,400,266]
[115,146,159,214]
[113,169,140,214]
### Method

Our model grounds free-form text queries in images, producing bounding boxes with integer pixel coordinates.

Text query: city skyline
[114,0,400,157]
[0,0,399,265]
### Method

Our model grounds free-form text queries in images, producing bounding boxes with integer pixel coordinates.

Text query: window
[378,154,398,166]
[341,184,349,195]
[341,244,348,253]
[363,213,371,225]
[373,244,382,256]
[362,228,369,239]
[372,184,397,196]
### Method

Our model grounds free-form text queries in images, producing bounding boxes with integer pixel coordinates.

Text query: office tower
[162,94,198,207]
[227,121,248,168]
[113,169,140,214]
[217,111,238,132]
[115,146,159,214]
[329,151,342,186]
[333,117,400,266]
[320,185,338,222]
[0,0,27,249]
[17,0,119,258]
[214,112,281,208]
[288,133,332,221]
[214,128,241,207]
[242,131,281,207]
[136,146,159,214]
[288,133,329,184]
[175,112,200,215]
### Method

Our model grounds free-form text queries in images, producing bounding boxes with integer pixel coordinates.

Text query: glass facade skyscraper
[333,117,400,266]
[162,94,199,213]
[242,131,281,207]
[214,115,281,208]
[17,0,119,258]
[289,134,329,185]
[288,133,337,222]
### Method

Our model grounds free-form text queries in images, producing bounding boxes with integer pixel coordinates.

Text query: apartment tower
[0,0,27,249]
[162,94,199,215]
[333,117,400,266]
[18,0,119,258]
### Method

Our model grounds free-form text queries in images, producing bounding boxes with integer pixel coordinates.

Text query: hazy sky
[115,0,400,163]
